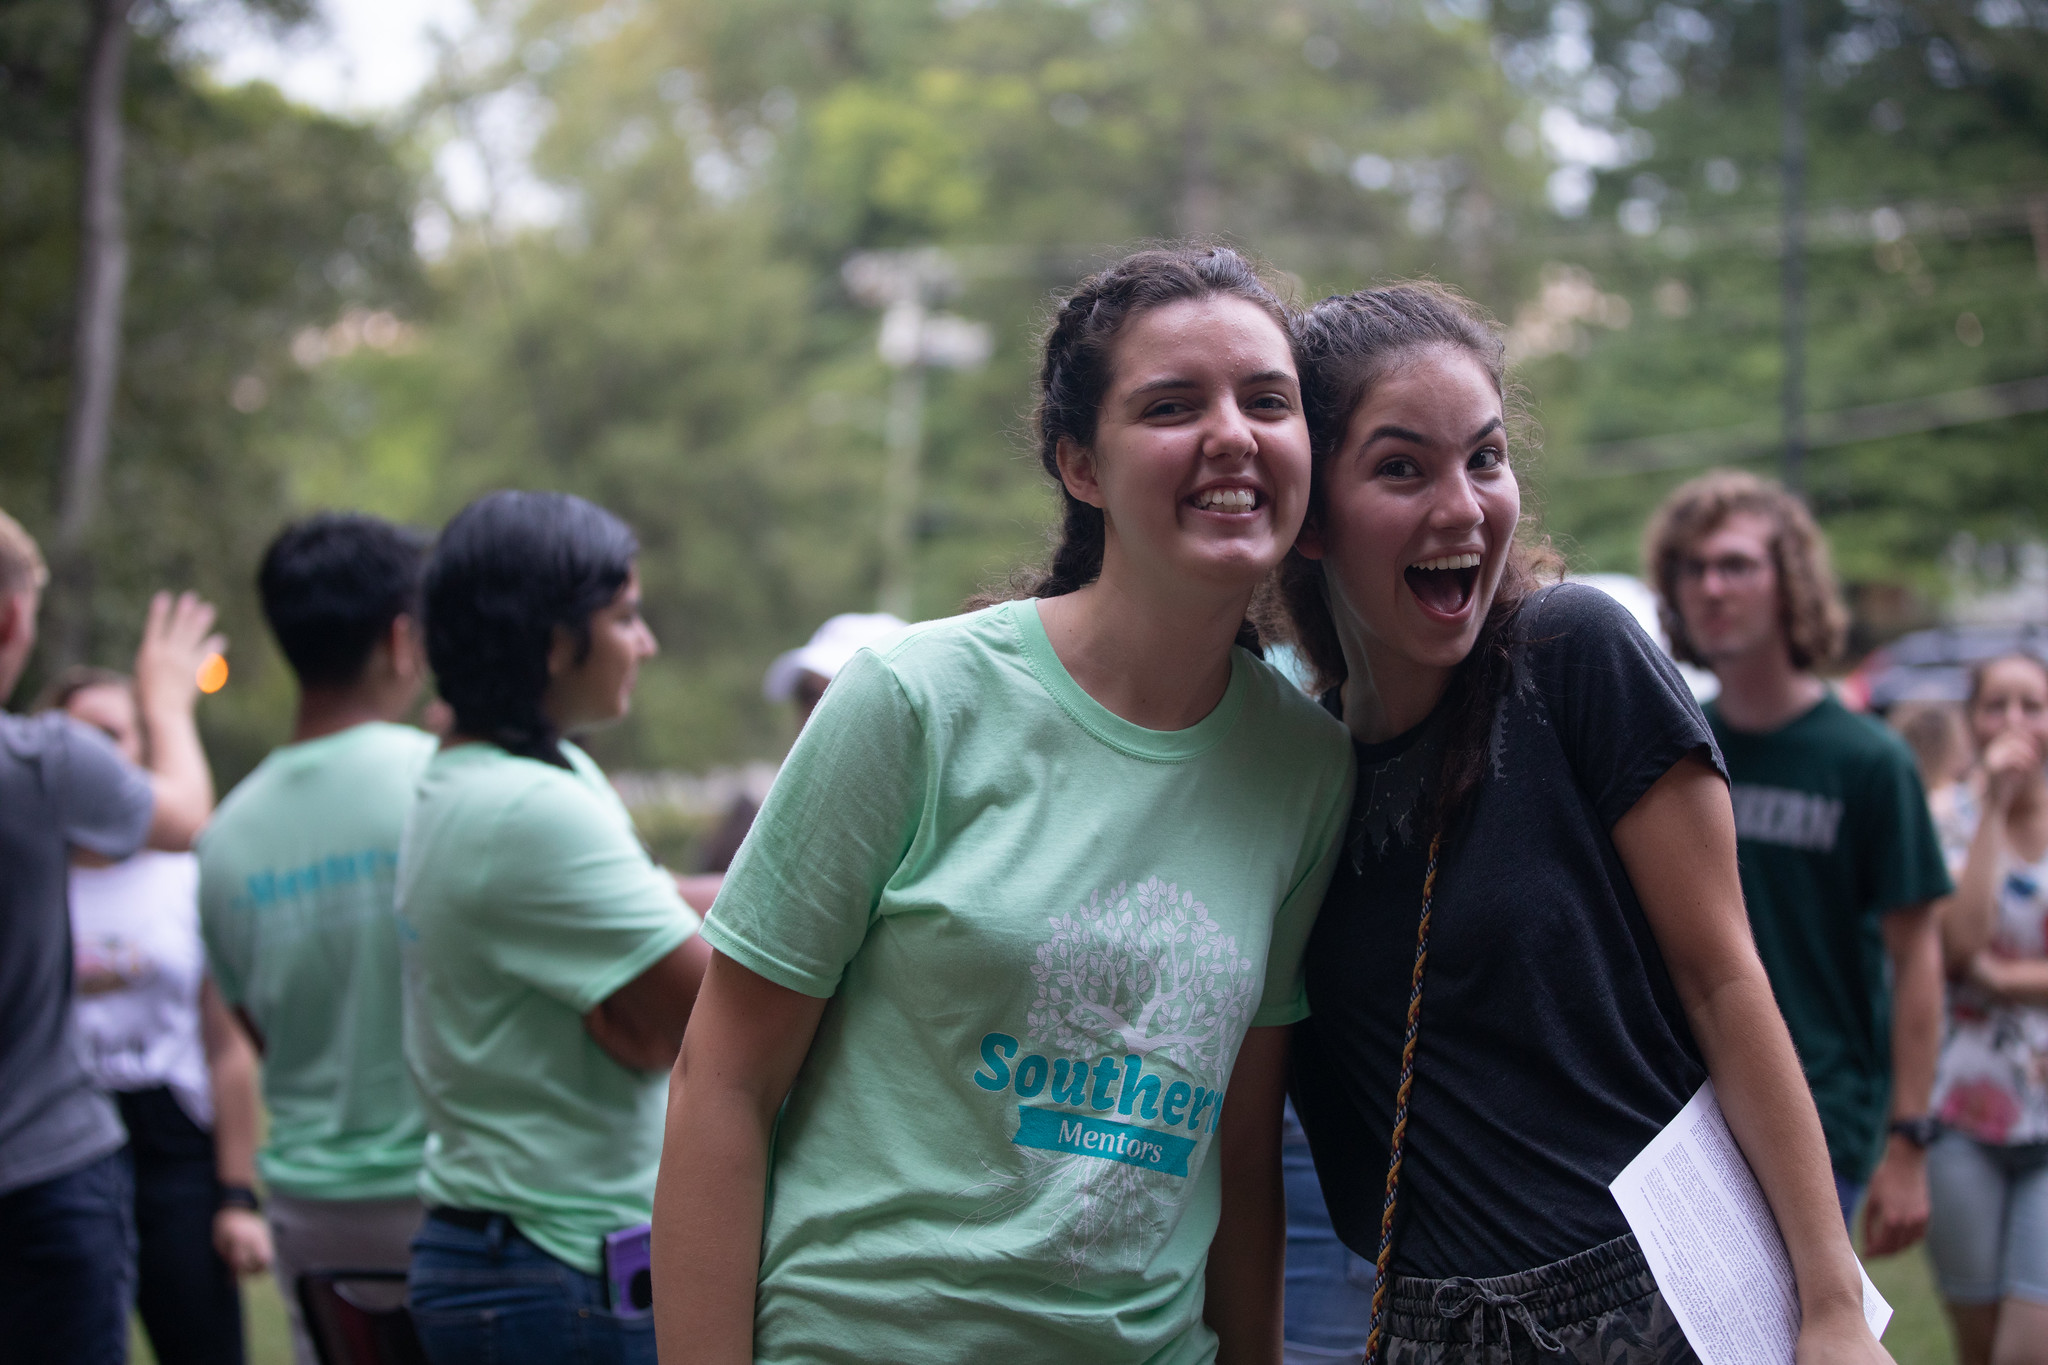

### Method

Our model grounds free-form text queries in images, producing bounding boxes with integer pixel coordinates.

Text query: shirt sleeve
[1853,734,1955,916]
[47,713,154,861]
[1527,584,1726,828]
[1251,737,1357,1028]
[700,648,926,998]
[480,767,699,1013]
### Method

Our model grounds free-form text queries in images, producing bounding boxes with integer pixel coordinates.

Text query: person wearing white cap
[761,612,909,730]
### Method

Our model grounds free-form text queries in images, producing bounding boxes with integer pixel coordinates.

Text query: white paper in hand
[1609,1081,1890,1365]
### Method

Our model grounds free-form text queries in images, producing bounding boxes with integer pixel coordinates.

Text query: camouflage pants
[1380,1235,1698,1365]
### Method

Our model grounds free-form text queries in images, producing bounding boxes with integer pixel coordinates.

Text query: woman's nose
[1202,400,1256,459]
[1429,470,1483,528]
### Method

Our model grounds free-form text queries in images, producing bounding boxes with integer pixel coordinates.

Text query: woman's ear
[1294,514,1327,562]
[546,623,578,679]
[1054,437,1106,510]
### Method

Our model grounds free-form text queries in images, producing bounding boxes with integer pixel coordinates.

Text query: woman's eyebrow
[1360,423,1428,448]
[1360,416,1503,450]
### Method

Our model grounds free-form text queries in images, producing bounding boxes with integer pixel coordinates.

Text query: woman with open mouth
[1273,283,1891,1365]
[654,246,1353,1364]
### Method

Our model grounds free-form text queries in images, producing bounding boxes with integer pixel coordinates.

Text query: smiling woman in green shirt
[398,491,709,1365]
[654,247,1355,1365]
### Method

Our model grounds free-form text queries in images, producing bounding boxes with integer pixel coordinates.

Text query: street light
[842,249,993,619]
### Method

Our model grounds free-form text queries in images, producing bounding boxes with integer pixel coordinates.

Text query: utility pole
[842,249,991,620]
[1780,0,1808,491]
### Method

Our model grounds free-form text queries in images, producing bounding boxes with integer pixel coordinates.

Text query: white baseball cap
[763,612,910,701]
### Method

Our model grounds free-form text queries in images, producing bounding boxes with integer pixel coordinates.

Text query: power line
[1562,373,2048,479]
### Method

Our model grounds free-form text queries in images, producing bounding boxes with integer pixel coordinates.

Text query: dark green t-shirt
[1707,695,1951,1183]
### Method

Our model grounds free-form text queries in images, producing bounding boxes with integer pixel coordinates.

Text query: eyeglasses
[1678,554,1767,585]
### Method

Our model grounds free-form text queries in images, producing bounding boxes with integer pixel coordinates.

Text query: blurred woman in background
[43,668,270,1365]
[1929,653,2048,1365]
[399,491,709,1365]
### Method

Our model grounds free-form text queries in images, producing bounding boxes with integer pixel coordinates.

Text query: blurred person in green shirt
[398,491,708,1365]
[197,513,436,1365]
[1645,471,1951,1257]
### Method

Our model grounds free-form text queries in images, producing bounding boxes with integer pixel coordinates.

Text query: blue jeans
[407,1211,654,1365]
[1282,1105,1376,1362]
[0,1147,137,1365]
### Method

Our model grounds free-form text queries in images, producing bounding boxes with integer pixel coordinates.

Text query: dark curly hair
[976,244,1293,653]
[1273,282,1558,836]
[423,490,638,768]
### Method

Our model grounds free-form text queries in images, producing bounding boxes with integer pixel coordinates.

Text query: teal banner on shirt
[1011,1105,1195,1177]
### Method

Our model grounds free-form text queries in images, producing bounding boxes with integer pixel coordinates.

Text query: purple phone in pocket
[603,1222,653,1318]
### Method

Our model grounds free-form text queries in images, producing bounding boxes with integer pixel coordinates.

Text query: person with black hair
[1274,285,1888,1365]
[398,490,708,1365]
[196,511,437,1365]
[654,246,1352,1364]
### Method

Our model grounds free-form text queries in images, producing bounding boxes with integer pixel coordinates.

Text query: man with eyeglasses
[1644,470,1949,1263]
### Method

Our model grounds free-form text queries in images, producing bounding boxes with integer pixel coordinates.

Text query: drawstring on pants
[1429,1279,1567,1356]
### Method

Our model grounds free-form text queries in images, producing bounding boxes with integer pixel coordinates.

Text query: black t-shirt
[1290,583,1723,1279]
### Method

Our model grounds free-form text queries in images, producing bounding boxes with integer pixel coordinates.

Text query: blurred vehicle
[1842,624,2048,712]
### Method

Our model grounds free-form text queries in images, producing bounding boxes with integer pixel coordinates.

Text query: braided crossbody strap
[1362,832,1444,1365]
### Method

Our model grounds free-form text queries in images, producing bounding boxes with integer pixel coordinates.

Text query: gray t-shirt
[1,711,153,1194]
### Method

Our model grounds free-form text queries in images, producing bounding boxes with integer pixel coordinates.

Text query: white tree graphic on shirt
[959,877,1258,1282]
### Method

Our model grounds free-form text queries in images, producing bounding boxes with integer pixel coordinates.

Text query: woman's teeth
[1409,553,1481,571]
[1194,487,1257,512]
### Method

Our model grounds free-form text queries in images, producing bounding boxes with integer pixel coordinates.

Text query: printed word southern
[971,1032,1221,1132]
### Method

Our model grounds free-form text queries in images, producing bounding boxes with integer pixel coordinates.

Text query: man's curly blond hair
[1642,469,1849,672]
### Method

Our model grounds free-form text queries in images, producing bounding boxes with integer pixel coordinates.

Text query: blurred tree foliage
[293,0,1547,772]
[4,0,2043,779]
[1490,0,2048,608]
[0,0,420,777]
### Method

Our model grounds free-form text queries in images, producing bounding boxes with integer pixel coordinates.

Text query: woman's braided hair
[978,244,1293,652]
[423,490,638,769]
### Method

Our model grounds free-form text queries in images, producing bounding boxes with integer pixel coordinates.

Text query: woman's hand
[213,1207,273,1276]
[1983,727,2044,815]
[1793,1299,1894,1365]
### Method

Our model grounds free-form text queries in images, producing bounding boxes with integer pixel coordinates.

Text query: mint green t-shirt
[703,600,1354,1365]
[197,722,437,1200]
[396,740,698,1274]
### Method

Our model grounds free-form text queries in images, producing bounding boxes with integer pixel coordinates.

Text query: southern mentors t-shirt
[198,721,438,1200]
[0,711,153,1195]
[702,599,1355,1365]
[1707,694,1952,1183]
[396,740,699,1275]
[1289,584,1721,1280]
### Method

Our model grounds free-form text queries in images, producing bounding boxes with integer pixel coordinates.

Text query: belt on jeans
[427,1207,499,1232]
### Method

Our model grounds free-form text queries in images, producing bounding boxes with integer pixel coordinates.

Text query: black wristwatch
[1889,1115,1941,1150]
[218,1184,262,1214]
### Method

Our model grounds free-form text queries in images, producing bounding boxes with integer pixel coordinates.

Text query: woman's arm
[583,934,713,1071]
[1968,951,2048,1006]
[199,978,272,1275]
[1612,755,1887,1365]
[1940,801,2008,971]
[1203,1025,1289,1365]
[653,951,828,1365]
